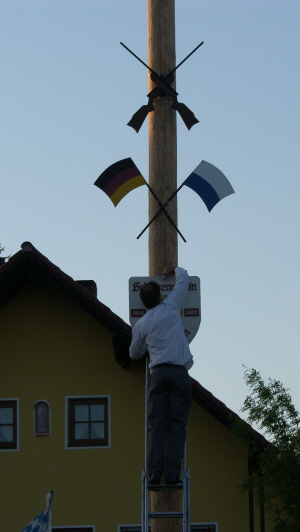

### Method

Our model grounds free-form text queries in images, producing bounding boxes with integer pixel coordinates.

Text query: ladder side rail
[183,443,187,532]
[145,356,149,524]
[145,356,149,471]
[142,468,148,532]
[142,357,150,532]
[183,465,187,531]
[182,441,191,532]
[186,466,191,532]
[142,468,145,532]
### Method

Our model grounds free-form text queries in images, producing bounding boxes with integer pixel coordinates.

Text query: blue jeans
[147,366,192,477]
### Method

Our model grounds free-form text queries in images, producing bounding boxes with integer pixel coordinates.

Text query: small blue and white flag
[20,507,50,532]
[183,160,235,212]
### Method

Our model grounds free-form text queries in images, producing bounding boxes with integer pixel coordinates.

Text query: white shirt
[129,267,194,370]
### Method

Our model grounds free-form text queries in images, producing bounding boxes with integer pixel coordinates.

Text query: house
[0,243,268,532]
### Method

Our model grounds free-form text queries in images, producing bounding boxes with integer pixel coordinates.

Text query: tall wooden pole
[148,0,178,276]
[148,2,181,531]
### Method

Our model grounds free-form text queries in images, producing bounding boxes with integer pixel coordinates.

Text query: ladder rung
[148,511,183,519]
[148,483,183,491]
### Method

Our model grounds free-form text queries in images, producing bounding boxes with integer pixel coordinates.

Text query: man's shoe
[149,471,161,485]
[165,473,182,485]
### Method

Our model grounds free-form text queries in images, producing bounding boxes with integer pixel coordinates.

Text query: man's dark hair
[140,281,161,310]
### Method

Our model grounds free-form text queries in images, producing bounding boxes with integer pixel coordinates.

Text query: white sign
[129,275,201,344]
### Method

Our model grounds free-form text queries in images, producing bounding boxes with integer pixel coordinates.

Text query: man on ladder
[130,264,193,486]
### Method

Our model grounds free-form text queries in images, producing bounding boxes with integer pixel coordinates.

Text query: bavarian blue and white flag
[20,506,50,532]
[183,160,235,212]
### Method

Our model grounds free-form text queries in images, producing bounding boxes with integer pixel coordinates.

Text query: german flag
[94,158,146,206]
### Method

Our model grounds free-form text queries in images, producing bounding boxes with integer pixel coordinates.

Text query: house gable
[0,242,131,368]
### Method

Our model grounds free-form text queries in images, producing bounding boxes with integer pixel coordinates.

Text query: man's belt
[153,363,186,369]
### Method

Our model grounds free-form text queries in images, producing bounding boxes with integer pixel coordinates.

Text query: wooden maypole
[148,0,178,275]
[148,1,181,531]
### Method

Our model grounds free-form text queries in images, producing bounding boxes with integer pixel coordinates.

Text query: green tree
[233,368,300,532]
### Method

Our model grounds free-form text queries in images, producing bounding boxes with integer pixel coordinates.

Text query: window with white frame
[66,396,110,448]
[0,399,18,450]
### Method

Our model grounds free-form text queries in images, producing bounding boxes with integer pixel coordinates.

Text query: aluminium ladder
[141,359,191,532]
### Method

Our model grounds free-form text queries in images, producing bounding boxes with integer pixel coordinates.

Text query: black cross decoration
[121,41,203,132]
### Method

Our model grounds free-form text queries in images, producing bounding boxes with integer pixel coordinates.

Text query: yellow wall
[0,283,268,531]
[188,403,249,528]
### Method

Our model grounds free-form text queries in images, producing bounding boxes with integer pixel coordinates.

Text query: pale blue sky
[1,0,300,422]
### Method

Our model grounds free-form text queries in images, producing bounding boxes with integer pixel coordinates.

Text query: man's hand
[162,264,177,278]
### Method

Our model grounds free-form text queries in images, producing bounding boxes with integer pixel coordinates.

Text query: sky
[1,0,300,425]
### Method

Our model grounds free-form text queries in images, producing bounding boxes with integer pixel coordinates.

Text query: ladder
[141,359,191,532]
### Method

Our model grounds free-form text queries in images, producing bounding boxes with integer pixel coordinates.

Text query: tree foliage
[233,367,300,532]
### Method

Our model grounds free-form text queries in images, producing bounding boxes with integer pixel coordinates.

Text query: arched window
[34,400,50,436]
